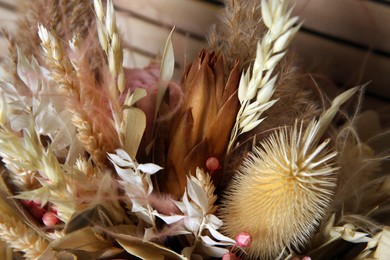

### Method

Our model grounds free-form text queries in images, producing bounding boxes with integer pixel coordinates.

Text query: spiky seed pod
[221,121,338,259]
[160,50,241,198]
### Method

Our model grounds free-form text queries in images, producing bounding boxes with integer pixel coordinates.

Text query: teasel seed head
[221,121,338,259]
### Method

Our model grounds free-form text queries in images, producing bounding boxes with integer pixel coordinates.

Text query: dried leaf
[115,235,186,260]
[186,176,208,214]
[374,227,390,259]
[51,227,110,253]
[137,163,163,175]
[64,204,113,234]
[155,27,175,119]
[124,88,147,107]
[124,107,146,158]
[261,0,273,28]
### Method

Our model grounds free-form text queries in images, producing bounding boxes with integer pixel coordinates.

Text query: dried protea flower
[160,50,240,198]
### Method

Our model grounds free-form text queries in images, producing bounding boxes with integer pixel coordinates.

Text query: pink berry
[42,212,59,227]
[222,252,240,260]
[236,231,251,247]
[206,157,220,172]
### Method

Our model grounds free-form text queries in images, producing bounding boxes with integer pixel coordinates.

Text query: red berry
[236,231,252,247]
[206,157,220,172]
[42,212,59,227]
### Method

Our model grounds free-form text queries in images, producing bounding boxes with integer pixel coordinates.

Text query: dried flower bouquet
[0,0,389,259]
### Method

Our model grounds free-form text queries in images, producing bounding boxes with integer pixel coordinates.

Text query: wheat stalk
[94,0,125,95]
[93,0,136,155]
[0,214,48,260]
[0,127,77,222]
[0,91,76,221]
[227,0,301,152]
[93,0,149,159]
[189,169,217,215]
[38,25,118,164]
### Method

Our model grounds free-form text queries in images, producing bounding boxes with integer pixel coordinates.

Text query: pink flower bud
[222,251,240,260]
[42,212,59,227]
[206,157,220,172]
[236,231,251,247]
[302,257,311,260]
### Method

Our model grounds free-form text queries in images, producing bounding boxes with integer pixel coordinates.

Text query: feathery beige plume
[221,88,358,258]
[208,0,266,71]
[0,214,48,259]
[6,0,95,81]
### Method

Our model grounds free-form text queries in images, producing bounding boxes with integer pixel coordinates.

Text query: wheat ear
[0,215,48,260]
[227,0,301,152]
[38,25,118,164]
[94,0,125,95]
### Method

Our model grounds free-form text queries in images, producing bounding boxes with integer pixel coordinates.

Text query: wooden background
[1,0,389,116]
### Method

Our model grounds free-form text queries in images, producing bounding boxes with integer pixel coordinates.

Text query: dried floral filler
[0,0,389,259]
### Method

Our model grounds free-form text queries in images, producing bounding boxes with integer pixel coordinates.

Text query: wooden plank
[115,0,390,55]
[0,0,19,9]
[0,4,19,32]
[123,48,152,68]
[1,0,389,101]
[294,0,390,54]
[114,0,220,38]
[0,36,9,59]
[116,11,207,69]
[292,31,390,99]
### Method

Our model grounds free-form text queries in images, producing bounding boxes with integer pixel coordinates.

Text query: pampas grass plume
[221,121,338,259]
